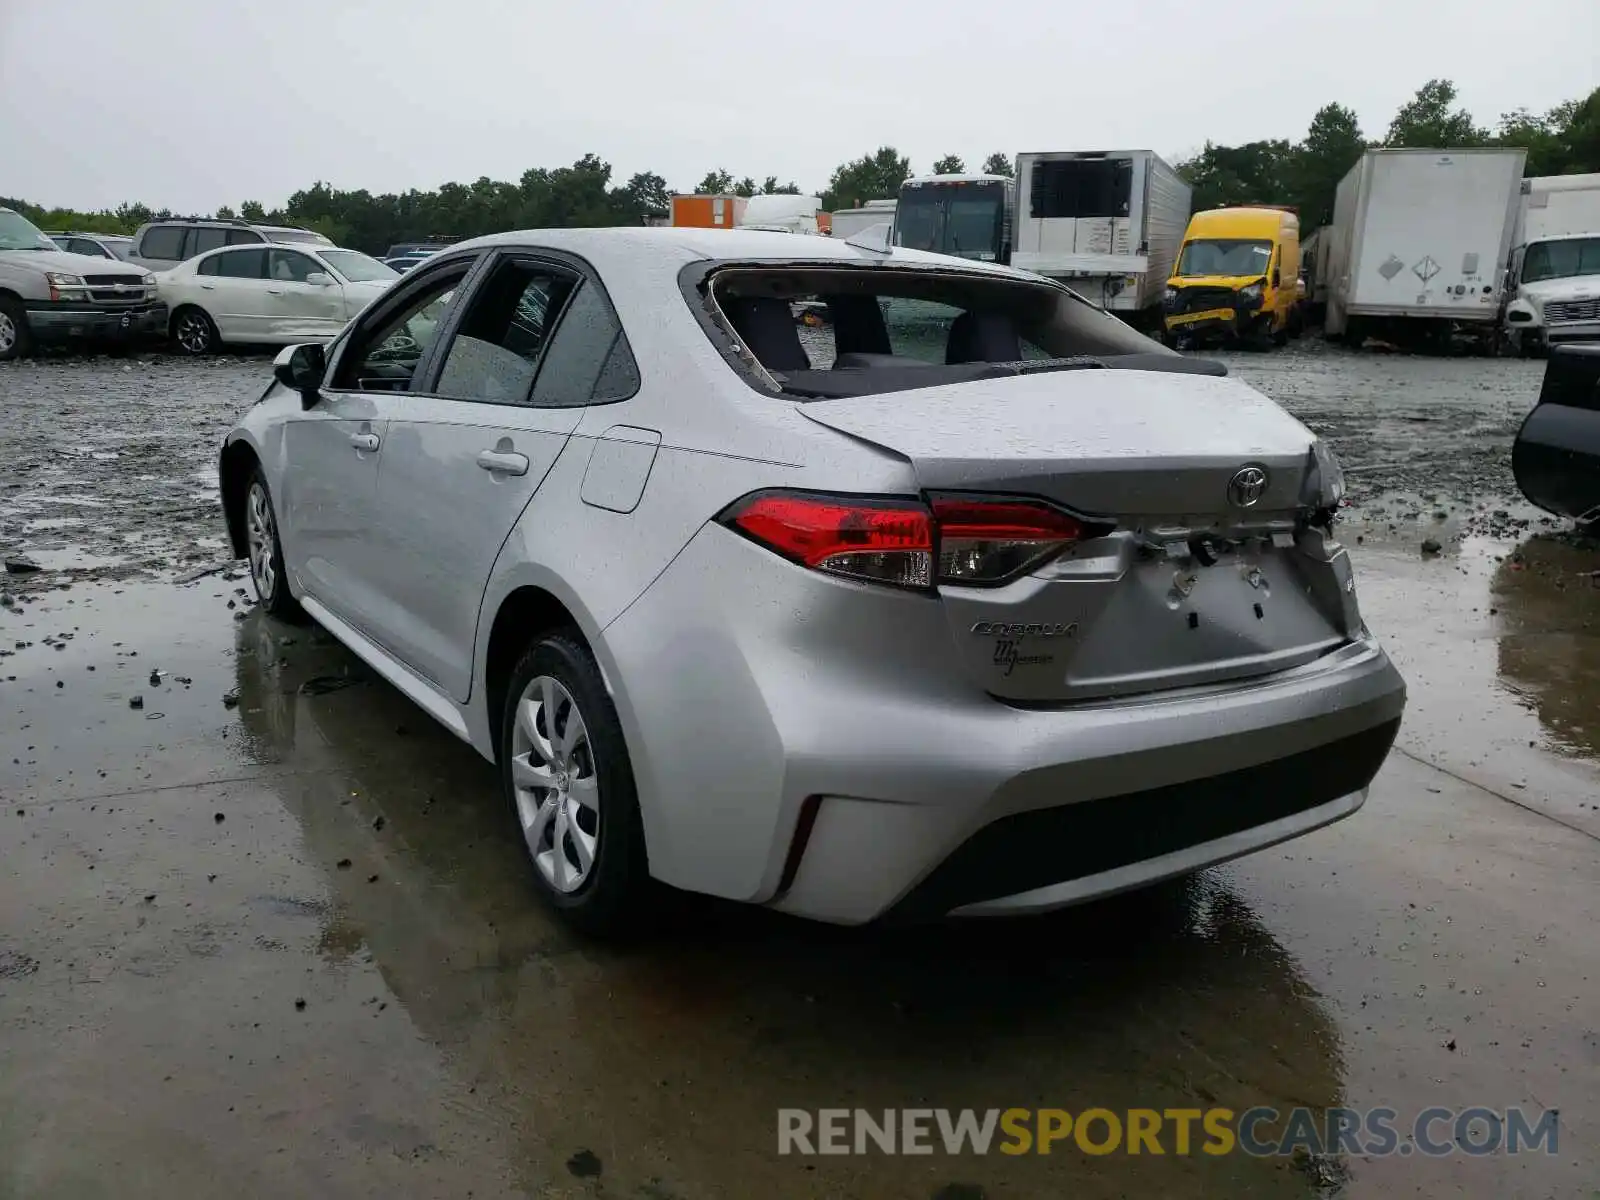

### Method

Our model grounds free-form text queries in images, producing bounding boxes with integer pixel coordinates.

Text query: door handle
[349,433,380,453]
[266,288,285,295]
[476,449,529,476]
[200,283,215,290]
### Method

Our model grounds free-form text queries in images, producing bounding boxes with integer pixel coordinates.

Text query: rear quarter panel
[466,241,921,753]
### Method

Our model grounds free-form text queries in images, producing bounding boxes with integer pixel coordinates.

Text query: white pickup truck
[0,207,165,359]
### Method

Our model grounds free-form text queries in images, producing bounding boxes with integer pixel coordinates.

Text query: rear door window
[190,227,229,255]
[529,278,640,406]
[433,260,577,406]
[138,226,186,260]
[213,249,268,279]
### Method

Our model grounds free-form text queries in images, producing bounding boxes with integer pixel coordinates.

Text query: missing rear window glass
[691,263,1213,400]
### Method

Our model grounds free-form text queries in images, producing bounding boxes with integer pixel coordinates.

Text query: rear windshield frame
[680,259,1112,395]
[677,258,1168,399]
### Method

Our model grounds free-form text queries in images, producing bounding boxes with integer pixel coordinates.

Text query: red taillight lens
[723,492,1086,590]
[932,497,1083,584]
[723,492,934,589]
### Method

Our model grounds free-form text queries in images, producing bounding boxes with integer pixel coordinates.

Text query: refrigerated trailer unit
[1324,148,1526,347]
[1010,150,1191,322]
[1519,173,1600,245]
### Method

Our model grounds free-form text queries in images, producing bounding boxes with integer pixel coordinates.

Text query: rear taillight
[722,492,934,588]
[721,491,1088,590]
[932,496,1084,584]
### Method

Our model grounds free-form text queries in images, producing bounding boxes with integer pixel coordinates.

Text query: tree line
[1179,79,1599,228]
[6,81,1595,256]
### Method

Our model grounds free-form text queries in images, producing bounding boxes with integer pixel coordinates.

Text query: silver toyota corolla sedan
[219,227,1406,934]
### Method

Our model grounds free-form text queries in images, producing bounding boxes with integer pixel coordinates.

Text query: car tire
[172,306,218,356]
[500,631,652,937]
[0,296,33,361]
[244,469,305,621]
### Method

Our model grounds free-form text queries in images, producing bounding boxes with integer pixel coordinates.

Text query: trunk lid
[800,369,1315,517]
[800,369,1357,701]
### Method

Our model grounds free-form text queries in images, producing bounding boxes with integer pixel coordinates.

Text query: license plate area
[939,536,1350,702]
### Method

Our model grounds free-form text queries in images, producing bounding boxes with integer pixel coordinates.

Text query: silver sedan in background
[219,227,1405,935]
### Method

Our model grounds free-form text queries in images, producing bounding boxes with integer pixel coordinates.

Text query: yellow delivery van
[1163,207,1301,347]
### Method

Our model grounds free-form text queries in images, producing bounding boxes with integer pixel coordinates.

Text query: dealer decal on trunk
[970,621,1079,677]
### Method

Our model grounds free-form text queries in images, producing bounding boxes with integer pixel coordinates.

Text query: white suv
[126,219,333,273]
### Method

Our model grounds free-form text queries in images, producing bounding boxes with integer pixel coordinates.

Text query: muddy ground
[1,343,1597,1199]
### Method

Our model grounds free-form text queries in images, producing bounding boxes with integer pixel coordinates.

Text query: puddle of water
[1354,535,1600,834]
[8,546,132,572]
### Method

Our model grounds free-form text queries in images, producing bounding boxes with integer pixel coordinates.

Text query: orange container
[671,194,747,229]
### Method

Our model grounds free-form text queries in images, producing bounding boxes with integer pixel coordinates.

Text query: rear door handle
[199,283,215,291]
[266,288,285,295]
[349,433,380,452]
[476,449,529,476]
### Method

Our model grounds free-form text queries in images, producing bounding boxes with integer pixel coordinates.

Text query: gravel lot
[0,339,1553,593]
[2,344,1596,1200]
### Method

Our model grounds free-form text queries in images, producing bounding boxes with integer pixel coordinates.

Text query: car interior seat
[722,296,810,372]
[946,310,1022,364]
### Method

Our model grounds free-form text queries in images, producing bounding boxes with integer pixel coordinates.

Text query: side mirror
[273,342,326,404]
[305,271,334,287]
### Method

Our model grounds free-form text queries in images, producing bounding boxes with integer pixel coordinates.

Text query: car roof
[141,217,318,235]
[446,226,1033,279]
[1184,207,1296,238]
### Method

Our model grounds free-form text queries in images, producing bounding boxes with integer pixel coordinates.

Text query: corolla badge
[1227,465,1269,508]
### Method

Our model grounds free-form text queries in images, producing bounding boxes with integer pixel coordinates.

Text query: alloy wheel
[510,675,599,893]
[0,311,16,355]
[176,311,212,353]
[245,481,277,601]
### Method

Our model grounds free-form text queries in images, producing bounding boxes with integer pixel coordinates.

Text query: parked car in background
[0,207,164,360]
[1163,206,1302,348]
[1513,343,1600,526]
[383,253,433,273]
[125,218,334,272]
[385,239,459,259]
[159,243,397,354]
[45,231,135,260]
[218,227,1404,935]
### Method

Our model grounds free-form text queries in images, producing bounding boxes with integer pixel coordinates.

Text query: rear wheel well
[219,441,260,557]
[484,587,582,760]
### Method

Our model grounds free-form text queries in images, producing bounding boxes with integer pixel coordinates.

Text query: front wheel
[501,632,651,937]
[245,470,305,621]
[0,296,32,361]
[172,306,218,355]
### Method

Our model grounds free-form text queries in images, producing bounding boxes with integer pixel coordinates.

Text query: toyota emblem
[1227,465,1269,508]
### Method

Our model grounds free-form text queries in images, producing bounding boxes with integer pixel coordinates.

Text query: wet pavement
[2,346,1598,1198]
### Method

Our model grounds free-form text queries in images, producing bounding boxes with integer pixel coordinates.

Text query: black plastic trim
[885,717,1401,922]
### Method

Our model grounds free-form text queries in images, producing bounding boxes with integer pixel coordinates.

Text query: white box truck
[1323,148,1526,348]
[831,198,897,240]
[1504,173,1600,353]
[736,194,824,235]
[1010,150,1191,322]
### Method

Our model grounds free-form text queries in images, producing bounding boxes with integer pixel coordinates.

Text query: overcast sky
[3,0,1596,213]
